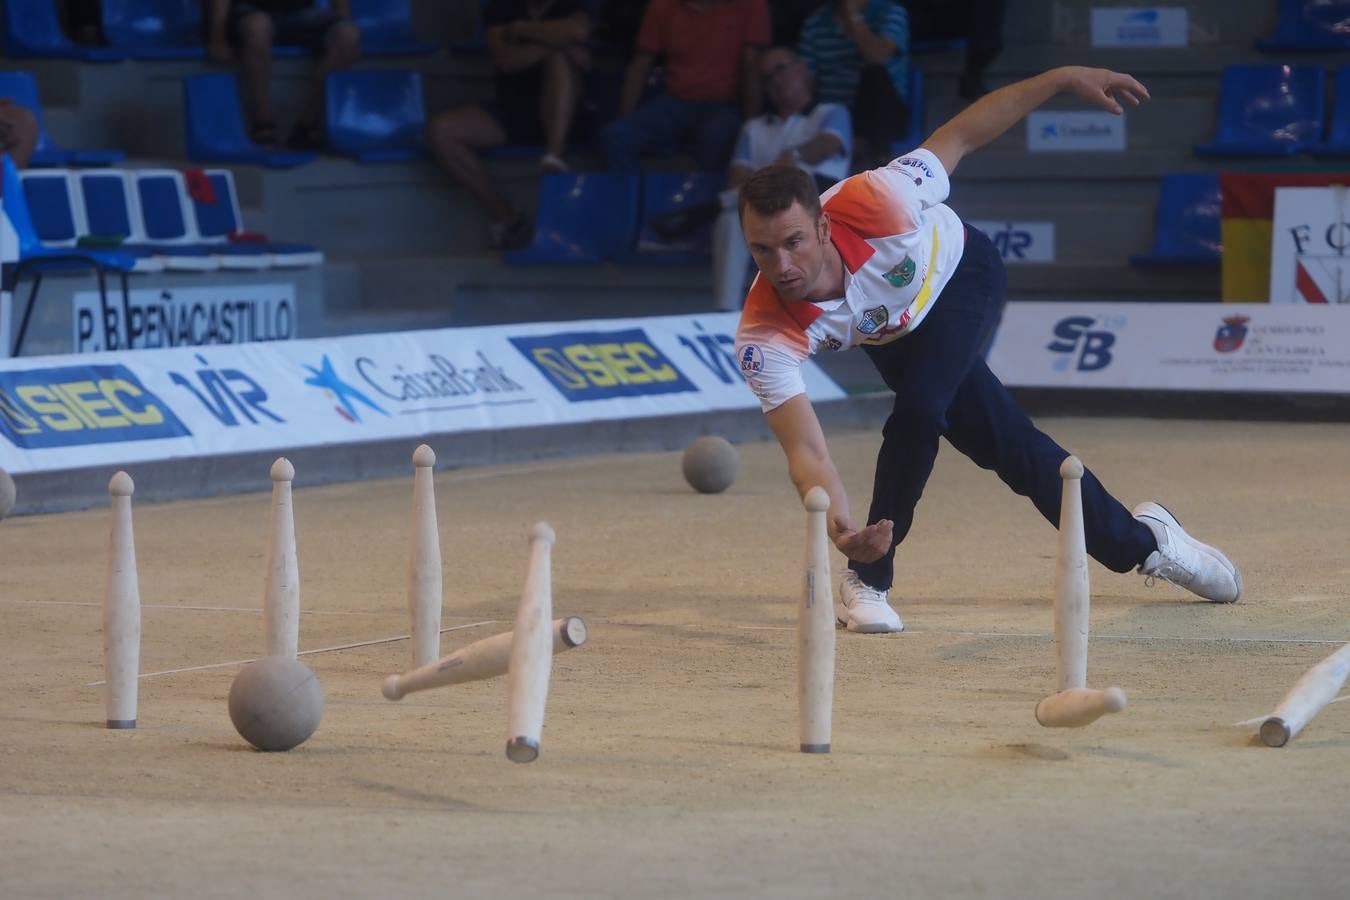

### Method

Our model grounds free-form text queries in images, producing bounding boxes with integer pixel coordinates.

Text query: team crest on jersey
[857,305,889,335]
[884,256,916,288]
[822,335,843,351]
[739,344,764,374]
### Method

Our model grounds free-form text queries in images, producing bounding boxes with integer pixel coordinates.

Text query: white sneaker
[1133,501,1241,603]
[836,570,904,633]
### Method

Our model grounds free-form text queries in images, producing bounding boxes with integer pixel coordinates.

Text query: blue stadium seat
[0,70,126,166]
[183,74,319,168]
[349,0,435,55]
[505,173,639,264]
[74,169,187,272]
[131,170,221,271]
[890,68,925,156]
[1193,65,1324,158]
[101,0,205,59]
[629,172,725,264]
[2,155,139,356]
[325,69,426,161]
[2,0,124,60]
[1309,65,1350,156]
[1129,173,1222,267]
[19,169,81,247]
[1257,0,1350,51]
[189,168,324,268]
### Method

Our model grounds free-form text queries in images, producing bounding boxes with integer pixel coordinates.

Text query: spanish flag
[1221,171,1350,302]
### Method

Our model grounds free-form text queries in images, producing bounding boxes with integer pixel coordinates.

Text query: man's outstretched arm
[765,394,892,562]
[921,66,1149,175]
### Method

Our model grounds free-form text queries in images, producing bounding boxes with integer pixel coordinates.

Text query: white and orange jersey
[734,148,966,412]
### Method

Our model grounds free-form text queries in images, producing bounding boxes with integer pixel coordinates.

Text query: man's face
[761,50,811,117]
[741,200,829,302]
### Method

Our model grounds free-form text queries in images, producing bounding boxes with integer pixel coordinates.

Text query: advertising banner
[0,312,844,473]
[988,301,1350,393]
[1269,186,1350,304]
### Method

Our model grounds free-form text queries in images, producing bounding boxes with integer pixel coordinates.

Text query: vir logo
[1047,316,1121,372]
[170,353,283,426]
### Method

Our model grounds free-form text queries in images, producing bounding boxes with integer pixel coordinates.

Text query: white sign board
[1270,186,1350,305]
[969,221,1056,263]
[0,312,844,474]
[1090,7,1188,47]
[73,284,299,353]
[1027,112,1126,152]
[988,301,1350,393]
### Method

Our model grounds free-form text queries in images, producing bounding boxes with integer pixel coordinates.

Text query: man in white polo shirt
[734,66,1242,633]
[712,46,852,310]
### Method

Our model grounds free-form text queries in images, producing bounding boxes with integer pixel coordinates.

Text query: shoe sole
[835,603,905,634]
[1135,501,1242,603]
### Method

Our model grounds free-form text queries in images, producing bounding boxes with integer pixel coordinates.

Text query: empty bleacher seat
[188,168,323,268]
[0,70,126,166]
[1193,64,1324,158]
[1309,65,1350,156]
[505,173,639,264]
[3,156,139,356]
[630,172,725,264]
[889,67,925,157]
[1129,173,1222,267]
[101,0,205,59]
[131,169,221,271]
[324,69,426,161]
[2,0,124,60]
[1257,0,1350,51]
[74,169,170,272]
[184,74,319,168]
[349,0,435,55]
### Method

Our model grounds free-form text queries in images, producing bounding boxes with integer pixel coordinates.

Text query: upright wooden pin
[1035,456,1127,728]
[1258,643,1350,747]
[407,444,443,668]
[384,617,587,701]
[505,522,555,763]
[799,486,835,753]
[104,471,141,729]
[264,457,299,659]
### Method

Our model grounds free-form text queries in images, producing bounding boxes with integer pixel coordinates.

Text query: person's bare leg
[302,20,361,129]
[539,51,580,159]
[424,107,516,225]
[237,12,276,135]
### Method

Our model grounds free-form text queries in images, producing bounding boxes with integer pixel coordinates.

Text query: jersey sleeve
[735,277,812,412]
[877,147,951,212]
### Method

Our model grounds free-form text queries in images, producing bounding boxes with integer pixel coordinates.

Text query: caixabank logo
[510,329,696,401]
[0,364,190,449]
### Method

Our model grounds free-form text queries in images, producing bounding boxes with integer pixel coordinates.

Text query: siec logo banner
[0,364,190,449]
[509,329,697,401]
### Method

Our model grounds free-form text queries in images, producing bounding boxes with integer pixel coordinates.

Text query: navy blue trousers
[849,225,1157,591]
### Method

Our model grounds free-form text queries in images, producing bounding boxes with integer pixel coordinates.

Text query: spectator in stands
[900,0,1005,99]
[603,0,771,173]
[205,0,362,150]
[0,99,39,169]
[770,0,823,46]
[799,0,909,164]
[424,1,592,252]
[713,46,851,309]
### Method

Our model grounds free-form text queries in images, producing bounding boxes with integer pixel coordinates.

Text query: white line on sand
[81,620,500,686]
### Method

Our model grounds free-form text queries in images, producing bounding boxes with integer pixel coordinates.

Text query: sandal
[248,120,279,148]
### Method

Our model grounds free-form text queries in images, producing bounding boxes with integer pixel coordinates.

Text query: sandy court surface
[2,416,1349,899]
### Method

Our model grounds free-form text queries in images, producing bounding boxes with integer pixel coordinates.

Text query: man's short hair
[738,165,822,222]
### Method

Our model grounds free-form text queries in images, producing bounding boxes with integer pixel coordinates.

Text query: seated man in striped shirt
[799,0,910,165]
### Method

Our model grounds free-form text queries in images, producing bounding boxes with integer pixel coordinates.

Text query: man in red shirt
[603,0,771,172]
